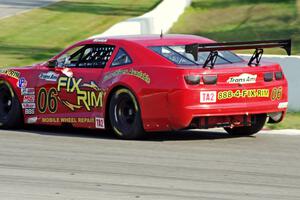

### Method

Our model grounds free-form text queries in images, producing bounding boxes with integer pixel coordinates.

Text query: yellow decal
[271,87,283,101]
[0,69,20,79]
[103,68,150,84]
[37,87,58,113]
[58,77,104,111]
[218,89,269,100]
[82,81,101,91]
[41,117,95,123]
[59,97,82,111]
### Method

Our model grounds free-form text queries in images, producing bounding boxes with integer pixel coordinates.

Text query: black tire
[0,81,22,129]
[109,88,145,139]
[224,114,267,136]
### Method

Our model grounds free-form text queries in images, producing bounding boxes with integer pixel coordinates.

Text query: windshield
[149,45,243,66]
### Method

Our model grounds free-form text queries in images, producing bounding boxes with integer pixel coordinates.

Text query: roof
[86,34,215,46]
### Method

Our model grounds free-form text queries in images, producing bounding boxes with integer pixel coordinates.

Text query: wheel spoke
[7,99,12,107]
[110,89,145,139]
[115,96,137,127]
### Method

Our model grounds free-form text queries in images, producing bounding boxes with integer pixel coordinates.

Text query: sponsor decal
[278,102,288,109]
[57,77,104,111]
[37,77,104,113]
[25,109,35,115]
[0,69,20,79]
[23,95,35,103]
[103,68,151,84]
[93,38,107,43]
[95,117,105,129]
[200,91,216,103]
[41,117,95,123]
[39,71,59,82]
[271,87,283,101]
[16,77,27,88]
[218,89,269,100]
[21,88,35,95]
[22,103,36,109]
[27,117,37,124]
[227,73,257,84]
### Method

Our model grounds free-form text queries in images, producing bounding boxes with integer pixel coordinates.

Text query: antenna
[160,29,163,38]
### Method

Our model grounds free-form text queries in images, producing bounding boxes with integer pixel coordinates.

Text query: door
[37,44,116,129]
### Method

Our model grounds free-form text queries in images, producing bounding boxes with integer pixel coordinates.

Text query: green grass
[0,0,160,67]
[266,112,300,130]
[170,0,300,55]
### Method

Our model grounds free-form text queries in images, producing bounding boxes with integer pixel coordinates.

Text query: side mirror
[47,60,58,68]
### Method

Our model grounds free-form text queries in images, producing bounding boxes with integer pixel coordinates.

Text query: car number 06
[200,91,216,103]
[37,87,58,113]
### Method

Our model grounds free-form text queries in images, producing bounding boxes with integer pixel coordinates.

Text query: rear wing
[185,39,291,68]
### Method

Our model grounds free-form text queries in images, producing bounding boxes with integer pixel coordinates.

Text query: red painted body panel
[0,35,288,132]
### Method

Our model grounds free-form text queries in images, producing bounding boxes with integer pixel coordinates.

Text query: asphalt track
[0,0,59,19]
[0,127,299,200]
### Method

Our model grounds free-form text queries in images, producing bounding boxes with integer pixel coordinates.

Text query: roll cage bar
[185,39,291,68]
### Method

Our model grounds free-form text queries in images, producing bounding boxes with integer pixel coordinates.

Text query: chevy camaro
[0,35,290,139]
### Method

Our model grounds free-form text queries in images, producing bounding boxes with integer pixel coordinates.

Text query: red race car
[0,35,290,139]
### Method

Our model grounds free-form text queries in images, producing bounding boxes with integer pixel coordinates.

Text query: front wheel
[0,81,22,129]
[224,114,267,136]
[109,88,145,139]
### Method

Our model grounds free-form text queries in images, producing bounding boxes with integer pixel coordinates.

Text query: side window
[57,46,83,68]
[111,48,132,67]
[57,45,115,68]
[78,45,115,68]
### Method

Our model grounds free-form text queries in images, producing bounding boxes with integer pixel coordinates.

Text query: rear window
[149,45,243,66]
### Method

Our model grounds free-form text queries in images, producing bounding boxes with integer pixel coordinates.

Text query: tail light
[264,72,273,82]
[203,75,217,85]
[275,71,283,80]
[184,75,200,85]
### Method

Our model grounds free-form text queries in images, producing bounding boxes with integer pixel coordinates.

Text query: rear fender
[102,66,173,131]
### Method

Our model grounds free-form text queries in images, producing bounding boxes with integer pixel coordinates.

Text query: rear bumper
[186,101,287,116]
[141,79,288,131]
[168,91,288,130]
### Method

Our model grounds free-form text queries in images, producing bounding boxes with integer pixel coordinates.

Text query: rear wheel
[224,114,267,136]
[109,88,145,139]
[0,81,22,129]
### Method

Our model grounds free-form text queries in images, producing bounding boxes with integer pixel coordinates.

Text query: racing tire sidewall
[109,88,145,139]
[0,81,22,129]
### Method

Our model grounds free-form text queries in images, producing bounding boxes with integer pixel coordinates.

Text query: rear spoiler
[185,39,291,68]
